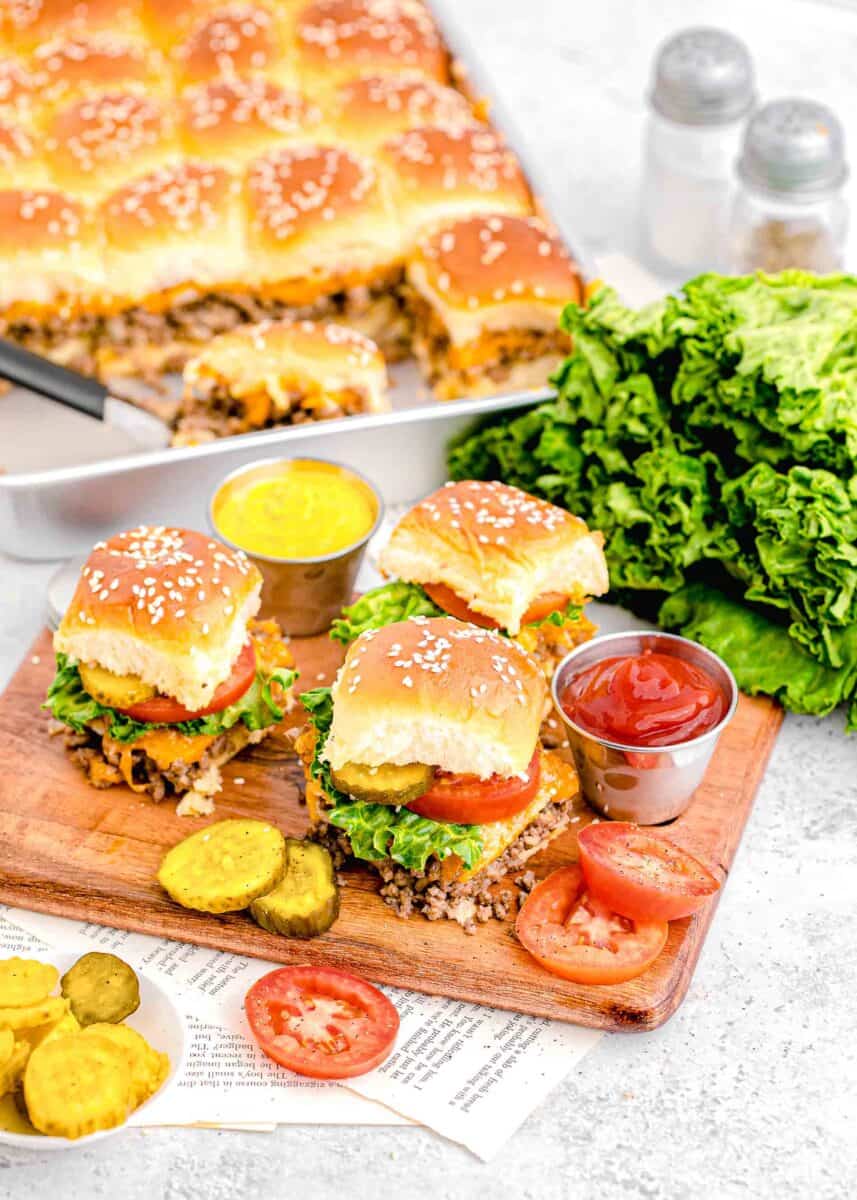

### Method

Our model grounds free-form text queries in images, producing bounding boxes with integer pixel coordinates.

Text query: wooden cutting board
[0,628,782,1032]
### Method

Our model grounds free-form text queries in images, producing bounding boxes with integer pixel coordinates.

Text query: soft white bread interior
[324,615,545,778]
[54,525,262,711]
[379,480,609,635]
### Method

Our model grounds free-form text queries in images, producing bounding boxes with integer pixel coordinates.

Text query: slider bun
[296,0,448,88]
[179,78,323,166]
[379,480,609,635]
[379,125,531,247]
[140,0,230,49]
[184,318,389,414]
[54,525,263,712]
[329,75,477,153]
[174,4,296,88]
[32,35,165,105]
[244,143,401,298]
[0,187,104,312]
[407,213,583,344]
[42,90,178,198]
[325,616,545,779]
[101,161,246,307]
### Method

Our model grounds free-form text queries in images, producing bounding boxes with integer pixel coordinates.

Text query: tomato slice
[515,865,668,985]
[245,966,399,1080]
[118,640,256,723]
[422,582,569,629]
[422,581,500,628]
[406,750,541,823]
[578,822,721,922]
[520,592,570,624]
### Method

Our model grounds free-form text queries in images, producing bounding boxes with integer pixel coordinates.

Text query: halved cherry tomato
[118,640,256,723]
[407,750,541,823]
[422,583,569,630]
[245,965,399,1080]
[578,823,721,922]
[515,864,668,985]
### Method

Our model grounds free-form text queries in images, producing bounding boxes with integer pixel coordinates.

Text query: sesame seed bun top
[32,35,163,105]
[324,615,545,778]
[379,480,609,634]
[54,526,263,711]
[412,214,583,310]
[174,4,294,87]
[329,74,476,152]
[179,77,323,165]
[296,0,447,86]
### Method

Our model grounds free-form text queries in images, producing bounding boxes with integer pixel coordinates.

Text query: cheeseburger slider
[332,481,608,741]
[173,318,390,444]
[298,617,579,930]
[406,213,583,399]
[45,526,296,816]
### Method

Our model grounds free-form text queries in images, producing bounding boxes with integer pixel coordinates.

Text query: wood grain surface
[0,628,782,1031]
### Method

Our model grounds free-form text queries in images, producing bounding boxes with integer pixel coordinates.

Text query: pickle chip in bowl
[0,952,185,1152]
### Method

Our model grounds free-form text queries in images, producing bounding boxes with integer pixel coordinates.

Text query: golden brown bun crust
[326,616,545,777]
[413,214,583,309]
[379,126,531,239]
[296,0,447,84]
[246,141,384,249]
[0,56,39,116]
[32,35,162,105]
[174,4,293,87]
[329,75,476,150]
[4,0,144,47]
[179,78,322,163]
[102,160,237,250]
[43,90,176,195]
[58,525,260,646]
[0,186,90,254]
[0,119,47,187]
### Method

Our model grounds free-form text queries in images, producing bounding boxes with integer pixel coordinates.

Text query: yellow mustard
[213,459,377,559]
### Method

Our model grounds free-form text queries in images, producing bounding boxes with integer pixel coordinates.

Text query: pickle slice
[250,839,340,938]
[60,953,141,1027]
[330,760,434,805]
[158,818,286,914]
[0,1040,30,1096]
[24,1034,133,1139]
[0,957,59,1008]
[78,662,156,708]
[81,1024,169,1109]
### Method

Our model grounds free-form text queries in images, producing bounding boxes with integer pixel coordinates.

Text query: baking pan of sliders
[0,0,593,559]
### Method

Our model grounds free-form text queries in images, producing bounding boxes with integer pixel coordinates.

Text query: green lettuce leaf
[329,581,444,645]
[659,583,857,728]
[300,685,483,872]
[44,653,296,744]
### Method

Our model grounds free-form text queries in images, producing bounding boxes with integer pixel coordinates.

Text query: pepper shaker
[728,99,849,274]
[641,27,756,277]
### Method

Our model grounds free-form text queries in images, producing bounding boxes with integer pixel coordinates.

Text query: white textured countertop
[2,0,856,1195]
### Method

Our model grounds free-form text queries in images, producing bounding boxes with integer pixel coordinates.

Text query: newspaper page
[1,905,600,1159]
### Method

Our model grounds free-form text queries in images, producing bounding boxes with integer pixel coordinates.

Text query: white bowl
[0,951,186,1152]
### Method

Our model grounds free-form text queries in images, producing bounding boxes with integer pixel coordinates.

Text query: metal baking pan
[0,0,592,560]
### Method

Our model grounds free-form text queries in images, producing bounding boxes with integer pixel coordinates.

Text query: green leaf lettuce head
[300,685,483,873]
[449,270,857,727]
[329,581,444,645]
[44,653,296,744]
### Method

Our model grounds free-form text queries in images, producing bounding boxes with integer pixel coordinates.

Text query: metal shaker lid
[650,27,756,126]
[737,99,849,198]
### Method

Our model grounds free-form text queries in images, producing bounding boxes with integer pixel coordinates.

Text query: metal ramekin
[551,631,738,825]
[209,456,384,637]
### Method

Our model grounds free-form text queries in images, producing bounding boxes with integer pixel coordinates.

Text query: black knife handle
[0,337,108,420]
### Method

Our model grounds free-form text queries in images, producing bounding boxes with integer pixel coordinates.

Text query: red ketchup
[560,649,726,748]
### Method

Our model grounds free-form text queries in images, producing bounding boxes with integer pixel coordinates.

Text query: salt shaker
[641,27,756,277]
[728,99,849,274]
